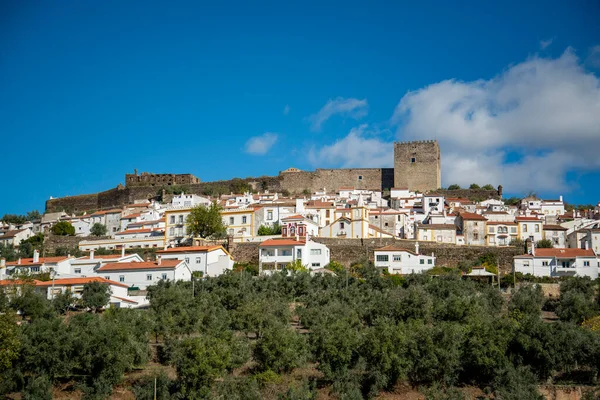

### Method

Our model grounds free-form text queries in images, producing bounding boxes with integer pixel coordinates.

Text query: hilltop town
[1,140,600,308]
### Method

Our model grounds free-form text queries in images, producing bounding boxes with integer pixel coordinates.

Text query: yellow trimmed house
[319,204,393,239]
[221,206,257,242]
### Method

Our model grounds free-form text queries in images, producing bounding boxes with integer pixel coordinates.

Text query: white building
[486,221,518,246]
[78,229,165,251]
[68,251,144,277]
[373,243,436,274]
[171,193,212,208]
[258,239,330,272]
[2,251,73,279]
[514,248,598,279]
[543,225,568,248]
[96,259,191,290]
[415,223,456,244]
[70,216,92,237]
[157,245,234,277]
[516,217,543,242]
[540,196,566,218]
[422,194,445,215]
[0,228,33,247]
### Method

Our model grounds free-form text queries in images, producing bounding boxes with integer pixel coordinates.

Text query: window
[523,261,530,267]
[473,233,479,241]
[267,211,273,220]
[170,227,175,236]
[195,257,201,264]
[74,268,81,274]
[105,276,110,280]
[393,254,402,262]
[489,227,495,233]
[437,235,442,242]
[428,259,432,264]
[411,157,416,163]
[542,261,549,266]
[376,255,389,262]
[340,222,345,229]
[326,210,330,218]
[185,257,190,264]
[310,249,322,255]
[146,274,152,281]
[535,225,540,233]
[31,267,40,272]
[229,217,234,225]
[162,273,167,280]
[242,216,247,224]
[511,227,517,233]
[358,175,363,181]
[584,261,590,267]
[281,249,291,256]
[119,275,125,282]
[420,259,425,264]
[311,263,320,267]
[489,236,495,244]
[179,215,184,224]
[170,216,175,224]
[297,249,302,259]
[523,225,528,232]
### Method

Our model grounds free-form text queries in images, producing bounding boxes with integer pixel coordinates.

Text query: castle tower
[393,140,441,192]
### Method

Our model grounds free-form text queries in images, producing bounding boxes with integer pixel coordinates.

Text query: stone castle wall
[279,168,394,193]
[436,188,502,201]
[393,140,441,192]
[125,171,200,187]
[229,238,522,274]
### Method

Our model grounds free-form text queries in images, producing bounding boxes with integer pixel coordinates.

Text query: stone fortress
[46,140,450,213]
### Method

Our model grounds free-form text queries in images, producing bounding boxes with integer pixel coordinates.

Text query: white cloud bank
[313,49,600,195]
[391,48,600,193]
[245,133,278,155]
[308,97,368,131]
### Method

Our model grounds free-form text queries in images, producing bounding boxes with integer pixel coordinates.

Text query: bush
[254,325,308,373]
[51,221,75,236]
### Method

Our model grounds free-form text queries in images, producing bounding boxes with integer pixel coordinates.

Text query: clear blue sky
[1,1,599,214]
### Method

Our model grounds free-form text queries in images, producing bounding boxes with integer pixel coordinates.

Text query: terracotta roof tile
[157,245,225,253]
[97,260,181,271]
[459,212,488,221]
[35,277,129,288]
[259,239,305,247]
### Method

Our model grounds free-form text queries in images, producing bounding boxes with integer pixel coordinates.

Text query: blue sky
[1,1,599,214]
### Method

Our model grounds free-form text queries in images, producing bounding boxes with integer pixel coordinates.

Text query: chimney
[531,241,535,256]
[18,257,21,265]
[559,195,563,202]
[90,249,94,260]
[415,242,420,255]
[0,258,5,268]
[157,257,162,265]
[33,249,39,263]
[585,241,590,250]
[121,246,125,257]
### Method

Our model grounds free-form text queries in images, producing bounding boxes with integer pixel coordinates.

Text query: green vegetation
[50,221,75,236]
[469,183,480,189]
[536,239,554,248]
[90,223,108,236]
[1,271,600,399]
[257,222,282,236]
[1,210,41,225]
[186,202,228,239]
[447,184,461,190]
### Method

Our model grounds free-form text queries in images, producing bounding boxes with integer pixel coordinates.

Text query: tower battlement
[393,140,441,192]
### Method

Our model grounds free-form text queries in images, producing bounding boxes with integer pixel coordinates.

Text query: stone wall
[229,238,522,274]
[43,235,109,255]
[394,140,441,192]
[434,188,501,201]
[279,168,394,193]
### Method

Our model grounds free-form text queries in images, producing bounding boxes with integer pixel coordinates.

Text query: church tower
[393,140,441,192]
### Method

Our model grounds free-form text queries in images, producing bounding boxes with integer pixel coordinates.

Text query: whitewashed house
[486,221,518,246]
[157,245,234,277]
[96,259,191,290]
[68,251,144,277]
[78,228,165,251]
[373,243,436,274]
[258,239,330,272]
[280,215,320,239]
[514,248,598,279]
[516,217,543,243]
[171,193,211,208]
[415,223,456,244]
[2,251,73,278]
[70,216,92,237]
[543,225,568,248]
[0,228,33,247]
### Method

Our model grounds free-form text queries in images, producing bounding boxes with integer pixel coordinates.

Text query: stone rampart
[43,235,110,255]
[435,188,501,201]
[229,238,523,274]
[279,168,394,193]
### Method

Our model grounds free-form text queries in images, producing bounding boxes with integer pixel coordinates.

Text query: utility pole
[154,376,157,400]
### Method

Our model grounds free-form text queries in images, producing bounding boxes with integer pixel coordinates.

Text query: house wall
[374,250,435,274]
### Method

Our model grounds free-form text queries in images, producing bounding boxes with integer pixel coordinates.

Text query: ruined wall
[279,168,394,193]
[434,188,502,201]
[229,238,522,274]
[126,172,200,187]
[394,140,441,192]
[43,235,109,255]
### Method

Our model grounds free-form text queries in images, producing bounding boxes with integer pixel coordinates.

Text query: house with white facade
[280,215,320,239]
[68,251,144,277]
[514,248,598,279]
[0,228,33,247]
[69,215,92,237]
[2,251,73,279]
[516,216,543,243]
[78,229,165,251]
[486,221,518,246]
[456,212,488,246]
[157,245,234,277]
[373,243,436,274]
[415,223,456,244]
[540,196,566,218]
[258,239,330,272]
[96,259,191,290]
[171,193,211,208]
[222,207,257,242]
[543,225,568,248]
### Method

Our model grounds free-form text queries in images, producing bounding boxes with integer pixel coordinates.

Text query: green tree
[257,222,282,236]
[469,183,480,189]
[1,214,27,225]
[508,284,544,317]
[535,239,553,248]
[51,221,75,236]
[52,289,76,314]
[482,184,495,190]
[186,202,227,239]
[253,325,308,373]
[26,210,41,221]
[0,314,20,373]
[90,223,108,236]
[447,184,461,190]
[81,282,111,312]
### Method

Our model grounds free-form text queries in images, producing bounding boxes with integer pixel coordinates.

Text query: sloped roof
[156,245,225,253]
[97,260,181,271]
[374,245,418,255]
[35,277,128,288]
[259,239,305,247]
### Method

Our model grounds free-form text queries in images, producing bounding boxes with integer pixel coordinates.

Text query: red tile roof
[543,224,568,231]
[259,239,305,247]
[5,256,70,266]
[0,230,27,239]
[515,216,542,221]
[486,221,517,225]
[516,248,596,258]
[374,245,418,255]
[97,260,181,271]
[76,254,125,260]
[120,213,141,220]
[0,279,40,286]
[459,212,488,221]
[35,277,129,288]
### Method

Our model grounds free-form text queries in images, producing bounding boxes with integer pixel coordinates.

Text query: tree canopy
[50,221,75,236]
[90,223,107,236]
[186,202,227,239]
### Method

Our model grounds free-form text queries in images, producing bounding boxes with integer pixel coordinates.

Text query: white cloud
[586,45,600,68]
[308,124,393,168]
[308,97,368,131]
[283,104,290,115]
[391,48,600,194]
[540,38,553,49]
[245,133,278,155]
